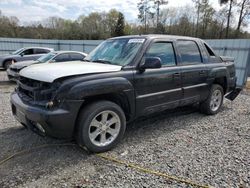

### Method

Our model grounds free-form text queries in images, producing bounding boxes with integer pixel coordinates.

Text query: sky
[0,0,222,24]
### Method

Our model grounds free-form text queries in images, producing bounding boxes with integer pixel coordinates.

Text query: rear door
[134,40,182,116]
[176,40,209,105]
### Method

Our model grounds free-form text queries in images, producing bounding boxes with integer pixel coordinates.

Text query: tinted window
[70,53,84,61]
[177,40,202,64]
[144,42,176,66]
[34,48,49,54]
[54,54,70,62]
[204,43,215,56]
[22,49,34,55]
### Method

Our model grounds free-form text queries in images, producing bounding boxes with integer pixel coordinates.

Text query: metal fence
[0,37,249,86]
[0,37,103,54]
[206,39,250,87]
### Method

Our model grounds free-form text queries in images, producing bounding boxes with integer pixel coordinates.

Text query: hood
[0,54,19,59]
[11,60,37,69]
[20,61,122,83]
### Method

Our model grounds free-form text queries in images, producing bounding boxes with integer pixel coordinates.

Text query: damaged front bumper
[10,92,84,139]
[6,68,19,81]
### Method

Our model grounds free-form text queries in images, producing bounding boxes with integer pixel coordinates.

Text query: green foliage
[114,12,125,36]
[0,5,249,40]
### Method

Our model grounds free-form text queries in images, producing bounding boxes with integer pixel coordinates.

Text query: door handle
[173,73,181,78]
[199,70,206,75]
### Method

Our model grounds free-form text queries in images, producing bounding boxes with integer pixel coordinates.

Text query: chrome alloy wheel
[88,110,121,147]
[210,89,222,112]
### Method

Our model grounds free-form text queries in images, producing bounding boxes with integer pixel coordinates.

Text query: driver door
[20,48,37,61]
[134,41,182,116]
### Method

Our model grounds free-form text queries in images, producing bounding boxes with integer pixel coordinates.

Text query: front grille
[17,77,55,104]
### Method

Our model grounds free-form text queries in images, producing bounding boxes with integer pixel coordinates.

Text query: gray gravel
[0,69,9,82]
[0,71,249,187]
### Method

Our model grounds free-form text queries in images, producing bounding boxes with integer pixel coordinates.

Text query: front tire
[76,101,126,153]
[200,84,224,115]
[4,60,13,70]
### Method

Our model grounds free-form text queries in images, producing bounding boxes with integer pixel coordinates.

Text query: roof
[111,34,202,42]
[23,47,54,50]
[52,51,88,56]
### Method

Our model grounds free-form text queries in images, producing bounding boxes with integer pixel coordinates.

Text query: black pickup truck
[11,35,240,152]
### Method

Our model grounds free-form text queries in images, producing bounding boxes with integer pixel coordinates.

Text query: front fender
[66,77,134,99]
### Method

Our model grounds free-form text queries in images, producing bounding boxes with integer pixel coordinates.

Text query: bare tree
[220,0,235,38]
[236,0,250,33]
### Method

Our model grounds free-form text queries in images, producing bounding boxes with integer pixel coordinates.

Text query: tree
[220,0,235,38]
[0,6,250,40]
[114,12,125,36]
[137,0,156,33]
[107,9,120,36]
[236,0,250,33]
[193,0,202,37]
[199,0,215,38]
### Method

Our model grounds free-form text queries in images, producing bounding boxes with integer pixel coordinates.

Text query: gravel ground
[0,69,9,82]
[0,71,249,187]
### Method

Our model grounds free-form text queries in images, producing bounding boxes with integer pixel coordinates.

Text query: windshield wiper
[92,59,112,64]
[83,59,91,62]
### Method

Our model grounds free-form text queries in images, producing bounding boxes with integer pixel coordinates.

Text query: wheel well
[77,93,131,122]
[3,59,15,67]
[214,77,227,94]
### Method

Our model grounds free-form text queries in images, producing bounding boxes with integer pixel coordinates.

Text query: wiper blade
[92,59,112,64]
[83,59,91,62]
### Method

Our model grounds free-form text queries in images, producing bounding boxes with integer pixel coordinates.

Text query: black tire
[200,84,224,115]
[76,100,126,153]
[4,60,12,70]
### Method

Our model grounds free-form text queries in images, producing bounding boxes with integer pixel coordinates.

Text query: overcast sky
[0,0,222,24]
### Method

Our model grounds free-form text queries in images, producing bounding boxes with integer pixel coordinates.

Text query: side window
[22,49,34,55]
[144,42,176,66]
[177,40,202,64]
[34,48,49,54]
[54,54,70,62]
[70,53,85,61]
[204,43,215,57]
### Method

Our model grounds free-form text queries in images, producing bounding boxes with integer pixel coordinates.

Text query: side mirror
[20,53,24,57]
[140,57,162,70]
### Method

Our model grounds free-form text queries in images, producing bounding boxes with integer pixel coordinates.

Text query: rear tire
[76,101,126,153]
[200,84,224,115]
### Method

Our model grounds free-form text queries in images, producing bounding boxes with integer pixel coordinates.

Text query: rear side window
[34,48,50,54]
[177,40,202,64]
[70,53,85,61]
[54,54,70,62]
[144,42,176,66]
[204,43,215,57]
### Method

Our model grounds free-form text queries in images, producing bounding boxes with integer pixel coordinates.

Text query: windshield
[37,52,56,63]
[11,48,24,55]
[85,38,145,66]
